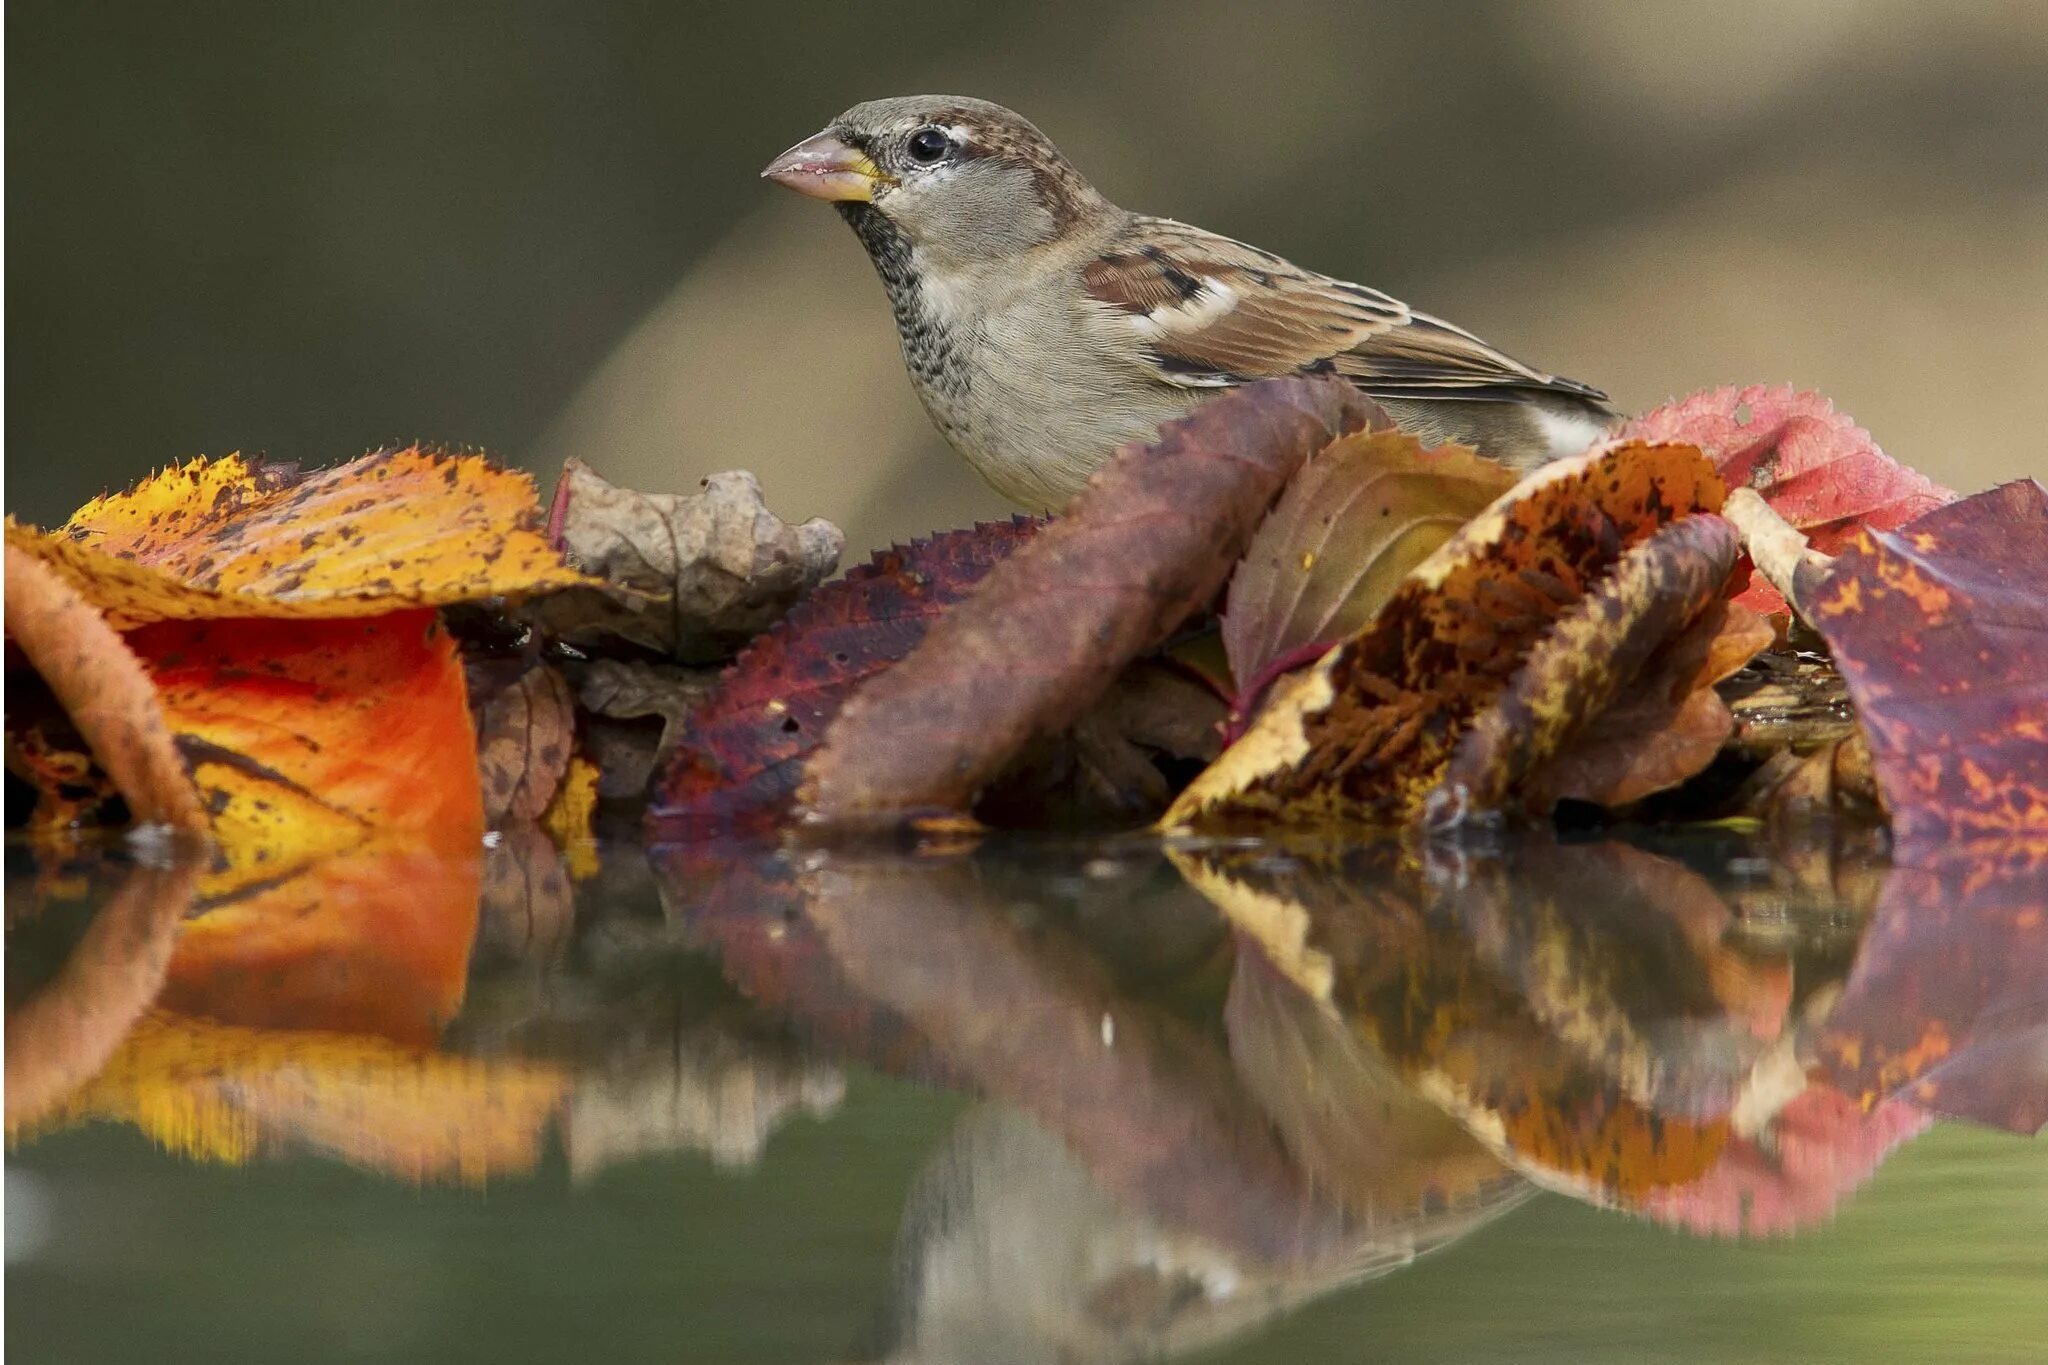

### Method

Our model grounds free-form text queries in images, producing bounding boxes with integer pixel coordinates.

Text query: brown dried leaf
[1527,600,1775,809]
[537,462,842,662]
[1427,513,1740,826]
[572,658,716,800]
[475,663,576,823]
[802,377,1379,829]
[1166,441,1727,830]
[1221,426,1499,687]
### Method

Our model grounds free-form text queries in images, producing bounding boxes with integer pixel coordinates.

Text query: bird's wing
[1081,217,1607,404]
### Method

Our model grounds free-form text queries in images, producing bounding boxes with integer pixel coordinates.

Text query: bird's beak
[760,132,893,203]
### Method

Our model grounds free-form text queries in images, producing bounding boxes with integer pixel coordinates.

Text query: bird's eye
[906,127,953,164]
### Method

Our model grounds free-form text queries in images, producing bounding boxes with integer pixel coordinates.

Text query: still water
[7,831,2045,1363]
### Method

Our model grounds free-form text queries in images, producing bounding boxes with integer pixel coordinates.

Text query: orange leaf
[133,610,483,891]
[7,448,589,629]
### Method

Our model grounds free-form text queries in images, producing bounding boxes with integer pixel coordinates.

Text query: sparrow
[763,96,1616,512]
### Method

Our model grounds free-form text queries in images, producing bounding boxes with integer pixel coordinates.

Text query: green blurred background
[9,1,2047,554]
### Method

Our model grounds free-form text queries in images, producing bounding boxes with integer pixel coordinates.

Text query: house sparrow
[763,96,1616,512]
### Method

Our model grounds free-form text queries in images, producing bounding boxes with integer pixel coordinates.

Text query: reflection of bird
[764,96,1616,513]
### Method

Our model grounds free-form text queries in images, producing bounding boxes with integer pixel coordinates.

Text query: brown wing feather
[1083,218,1606,404]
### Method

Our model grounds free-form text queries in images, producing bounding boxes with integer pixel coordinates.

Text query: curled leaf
[802,377,1379,829]
[3,542,206,830]
[1529,600,1776,809]
[1427,512,1740,826]
[1166,441,1727,830]
[1220,424,1496,688]
[537,461,843,662]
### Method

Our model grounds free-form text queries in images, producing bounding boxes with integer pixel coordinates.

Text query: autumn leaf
[572,658,716,800]
[535,460,842,662]
[1810,479,2048,850]
[1527,600,1776,809]
[131,610,484,899]
[7,449,589,629]
[802,377,1379,830]
[1622,386,1954,613]
[1426,512,1740,826]
[1221,427,1509,693]
[3,542,206,830]
[647,519,1040,837]
[474,661,577,823]
[1166,440,1727,831]
[16,1010,567,1184]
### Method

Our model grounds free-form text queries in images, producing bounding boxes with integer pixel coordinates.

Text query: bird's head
[761,96,1111,271]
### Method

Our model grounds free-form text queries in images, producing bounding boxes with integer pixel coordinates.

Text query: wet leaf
[1166,441,1726,830]
[1221,425,1497,688]
[7,449,589,629]
[802,377,1379,829]
[648,519,1039,837]
[1622,386,1954,613]
[3,542,206,829]
[19,1010,567,1183]
[475,662,576,823]
[1527,600,1775,808]
[1811,480,2048,849]
[535,461,842,662]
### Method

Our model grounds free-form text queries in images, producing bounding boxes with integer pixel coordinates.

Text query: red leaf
[646,519,1038,837]
[1623,385,1954,612]
[1811,480,2048,851]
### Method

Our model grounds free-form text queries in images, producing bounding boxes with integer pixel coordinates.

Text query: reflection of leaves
[4,860,198,1129]
[1167,442,1727,829]
[18,1010,567,1184]
[1225,947,1525,1222]
[7,449,588,629]
[1174,837,1926,1233]
[802,378,1377,829]
[165,844,482,1046]
[535,461,842,662]
[649,520,1038,836]
[1816,852,2048,1133]
[801,850,1350,1263]
[1220,426,1502,688]
[1812,480,2048,850]
[1623,386,1954,613]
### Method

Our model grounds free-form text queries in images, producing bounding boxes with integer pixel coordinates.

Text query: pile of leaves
[7,379,2044,861]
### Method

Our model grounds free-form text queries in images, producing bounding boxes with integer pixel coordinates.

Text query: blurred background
[8,1,2046,554]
